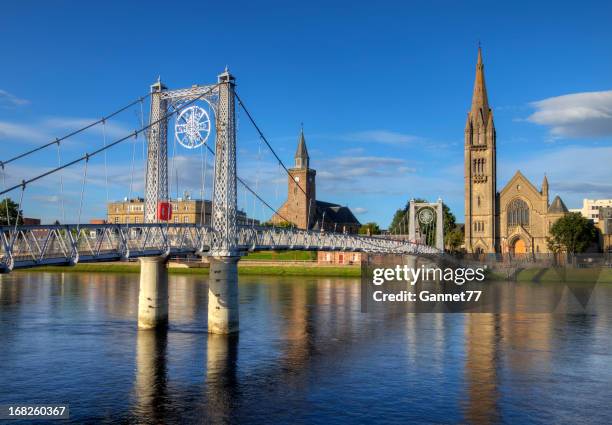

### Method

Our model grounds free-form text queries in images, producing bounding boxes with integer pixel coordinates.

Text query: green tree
[359,222,381,235]
[445,227,464,252]
[546,212,597,254]
[263,220,293,228]
[0,198,23,226]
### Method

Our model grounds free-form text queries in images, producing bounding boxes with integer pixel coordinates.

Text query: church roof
[470,47,490,121]
[548,196,569,213]
[311,200,360,229]
[295,128,309,161]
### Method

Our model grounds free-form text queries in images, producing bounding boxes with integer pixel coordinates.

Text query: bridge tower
[144,79,169,223]
[138,79,170,329]
[208,69,240,334]
[138,70,241,333]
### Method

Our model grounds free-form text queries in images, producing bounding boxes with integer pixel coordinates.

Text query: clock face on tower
[294,176,300,182]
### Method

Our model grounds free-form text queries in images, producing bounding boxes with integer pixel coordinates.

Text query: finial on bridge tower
[218,67,235,84]
[151,75,167,92]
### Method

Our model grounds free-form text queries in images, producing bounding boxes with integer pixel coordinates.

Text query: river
[0,272,611,424]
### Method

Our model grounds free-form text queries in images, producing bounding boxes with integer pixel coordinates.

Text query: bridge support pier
[138,256,169,330]
[404,254,418,284]
[208,256,239,334]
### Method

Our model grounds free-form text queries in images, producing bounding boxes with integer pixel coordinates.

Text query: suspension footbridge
[0,70,442,333]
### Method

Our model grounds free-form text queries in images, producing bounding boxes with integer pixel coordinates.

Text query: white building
[570,199,612,223]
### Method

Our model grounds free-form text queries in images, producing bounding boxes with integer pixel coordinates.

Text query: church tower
[286,128,316,229]
[464,47,498,253]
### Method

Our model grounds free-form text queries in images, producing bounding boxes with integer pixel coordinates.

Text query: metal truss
[211,71,238,256]
[0,224,213,272]
[236,227,441,254]
[162,84,220,114]
[0,224,440,272]
[144,82,169,222]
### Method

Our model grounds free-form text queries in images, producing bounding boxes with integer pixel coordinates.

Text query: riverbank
[20,262,361,278]
[15,262,612,282]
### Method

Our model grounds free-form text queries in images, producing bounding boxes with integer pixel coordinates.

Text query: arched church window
[507,198,529,227]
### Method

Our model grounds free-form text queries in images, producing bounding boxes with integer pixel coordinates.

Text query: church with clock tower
[464,48,569,254]
[270,128,360,234]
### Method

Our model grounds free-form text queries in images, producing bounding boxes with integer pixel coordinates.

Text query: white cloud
[527,90,612,138]
[0,89,29,108]
[0,121,49,144]
[353,207,368,214]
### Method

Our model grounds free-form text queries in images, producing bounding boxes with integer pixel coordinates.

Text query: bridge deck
[0,223,439,272]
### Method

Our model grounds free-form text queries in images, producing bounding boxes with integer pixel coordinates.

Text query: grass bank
[19,263,361,278]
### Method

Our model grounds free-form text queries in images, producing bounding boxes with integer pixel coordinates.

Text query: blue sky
[1,1,611,225]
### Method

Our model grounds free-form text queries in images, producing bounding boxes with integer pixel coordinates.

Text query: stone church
[464,48,569,254]
[271,129,361,233]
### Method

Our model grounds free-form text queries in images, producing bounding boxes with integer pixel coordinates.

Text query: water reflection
[0,272,611,424]
[134,329,168,423]
[206,334,239,423]
[464,314,500,425]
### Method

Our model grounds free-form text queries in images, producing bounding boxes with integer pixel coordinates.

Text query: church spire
[471,46,489,121]
[294,125,309,169]
[541,174,549,196]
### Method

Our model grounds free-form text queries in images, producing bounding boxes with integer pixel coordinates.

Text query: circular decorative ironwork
[417,208,435,225]
[175,106,211,149]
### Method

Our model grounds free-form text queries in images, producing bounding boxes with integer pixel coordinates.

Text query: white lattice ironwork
[211,70,238,256]
[0,224,440,272]
[144,73,237,256]
[144,81,169,223]
[409,199,445,252]
[175,105,211,149]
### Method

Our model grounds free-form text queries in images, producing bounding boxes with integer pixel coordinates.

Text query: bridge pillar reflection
[138,256,169,329]
[208,256,239,334]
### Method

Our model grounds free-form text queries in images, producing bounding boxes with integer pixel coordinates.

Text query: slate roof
[548,195,569,213]
[310,200,360,230]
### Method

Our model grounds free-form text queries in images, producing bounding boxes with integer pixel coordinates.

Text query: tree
[263,220,293,228]
[359,222,381,235]
[0,198,23,226]
[445,227,464,252]
[546,212,597,254]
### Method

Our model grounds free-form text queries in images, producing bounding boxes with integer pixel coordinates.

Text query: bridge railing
[236,226,440,255]
[0,223,214,271]
[0,223,439,272]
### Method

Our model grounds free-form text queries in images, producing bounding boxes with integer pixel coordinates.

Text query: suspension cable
[201,142,292,224]
[0,94,151,167]
[126,129,139,231]
[12,183,25,237]
[234,91,309,198]
[77,155,89,230]
[0,84,220,197]
[1,164,11,226]
[56,143,66,223]
[102,120,109,204]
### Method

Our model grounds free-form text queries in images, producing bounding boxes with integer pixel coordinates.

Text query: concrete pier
[404,254,418,284]
[208,256,239,334]
[138,256,169,329]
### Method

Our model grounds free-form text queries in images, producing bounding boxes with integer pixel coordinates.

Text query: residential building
[107,196,252,225]
[569,199,612,223]
[596,206,612,253]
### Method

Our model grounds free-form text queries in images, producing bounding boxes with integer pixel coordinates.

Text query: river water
[0,272,611,424]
